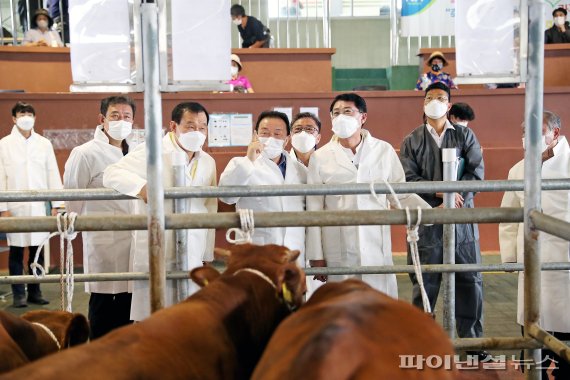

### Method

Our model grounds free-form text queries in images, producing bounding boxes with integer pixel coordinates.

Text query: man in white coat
[0,101,64,307]
[219,111,307,262]
[500,110,570,379]
[64,95,137,339]
[103,102,217,322]
[307,93,428,298]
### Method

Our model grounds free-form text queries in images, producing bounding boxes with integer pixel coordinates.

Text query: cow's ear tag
[282,283,293,304]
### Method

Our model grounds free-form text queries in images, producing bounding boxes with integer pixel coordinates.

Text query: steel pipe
[454,337,544,351]
[442,148,457,338]
[1,179,570,202]
[528,323,570,364]
[172,153,189,302]
[0,208,524,233]
[141,2,166,314]
[529,210,570,242]
[3,262,570,285]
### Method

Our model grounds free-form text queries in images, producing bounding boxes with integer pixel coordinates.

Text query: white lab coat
[499,136,570,332]
[0,126,64,246]
[307,130,429,298]
[103,132,217,321]
[219,152,307,260]
[63,126,135,294]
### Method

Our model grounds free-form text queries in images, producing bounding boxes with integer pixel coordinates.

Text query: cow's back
[253,280,457,380]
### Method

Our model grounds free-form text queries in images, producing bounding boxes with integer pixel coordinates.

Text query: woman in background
[228,54,254,93]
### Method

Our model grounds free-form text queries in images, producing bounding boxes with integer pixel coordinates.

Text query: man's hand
[246,131,264,162]
[51,208,61,216]
[0,210,12,217]
[454,193,464,208]
[36,39,48,47]
[310,259,328,282]
[138,185,148,203]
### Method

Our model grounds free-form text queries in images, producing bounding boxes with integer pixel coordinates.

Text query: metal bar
[172,153,189,302]
[9,0,16,45]
[141,2,166,314]
[528,323,570,364]
[0,208,524,233]
[276,0,280,47]
[529,210,570,242]
[25,0,30,32]
[389,0,397,66]
[58,0,64,43]
[3,262,570,285]
[285,0,290,48]
[2,179,570,202]
[524,1,545,378]
[0,3,4,41]
[295,0,299,48]
[442,148,456,338]
[454,337,545,351]
[314,0,319,48]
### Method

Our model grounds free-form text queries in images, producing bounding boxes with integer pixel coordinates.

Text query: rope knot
[226,209,255,245]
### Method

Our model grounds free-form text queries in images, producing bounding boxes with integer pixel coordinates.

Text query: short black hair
[291,112,321,132]
[329,93,367,114]
[231,4,246,17]
[449,103,475,121]
[12,101,35,117]
[100,96,137,118]
[255,110,290,135]
[553,7,567,17]
[425,82,451,101]
[171,102,210,124]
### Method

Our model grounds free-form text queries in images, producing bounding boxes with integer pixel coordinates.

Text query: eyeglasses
[106,113,133,122]
[331,108,361,118]
[424,96,449,103]
[292,126,319,135]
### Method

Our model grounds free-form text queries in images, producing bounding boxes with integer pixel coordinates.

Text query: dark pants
[9,246,42,297]
[520,327,570,379]
[88,292,133,340]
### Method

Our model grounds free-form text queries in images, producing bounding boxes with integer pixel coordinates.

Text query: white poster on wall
[171,0,231,81]
[400,0,455,37]
[69,0,132,83]
[455,0,518,76]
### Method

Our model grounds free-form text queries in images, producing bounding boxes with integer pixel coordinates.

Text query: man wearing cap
[23,8,63,47]
[228,54,255,93]
[545,7,570,44]
[415,51,457,91]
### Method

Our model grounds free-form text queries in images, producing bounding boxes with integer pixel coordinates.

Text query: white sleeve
[46,142,65,208]
[385,146,431,210]
[103,147,147,198]
[63,148,91,214]
[499,187,521,264]
[218,157,255,205]
[306,154,324,261]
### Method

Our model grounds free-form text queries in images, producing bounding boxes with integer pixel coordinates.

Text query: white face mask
[231,66,239,76]
[37,20,48,29]
[291,131,317,154]
[522,133,553,151]
[332,114,360,139]
[554,16,566,27]
[177,131,206,152]
[424,100,448,120]
[258,137,285,159]
[232,18,242,25]
[107,120,133,140]
[16,115,35,131]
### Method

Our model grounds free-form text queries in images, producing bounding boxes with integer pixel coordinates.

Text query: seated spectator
[415,51,457,91]
[545,7,570,44]
[449,103,475,127]
[231,4,270,48]
[23,8,63,47]
[228,54,254,93]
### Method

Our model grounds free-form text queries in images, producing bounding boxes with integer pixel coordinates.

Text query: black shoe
[12,295,28,308]
[27,294,50,305]
[466,350,495,362]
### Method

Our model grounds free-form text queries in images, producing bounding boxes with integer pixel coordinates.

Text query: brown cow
[252,279,457,380]
[0,243,306,380]
[0,310,89,374]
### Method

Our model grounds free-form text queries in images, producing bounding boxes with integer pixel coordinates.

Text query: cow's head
[191,244,306,311]
[21,310,90,348]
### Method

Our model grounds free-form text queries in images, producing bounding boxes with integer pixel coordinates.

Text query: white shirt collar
[425,120,455,148]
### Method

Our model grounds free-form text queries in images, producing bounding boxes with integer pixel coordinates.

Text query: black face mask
[431,64,442,72]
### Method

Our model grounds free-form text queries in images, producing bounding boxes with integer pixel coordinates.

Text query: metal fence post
[442,148,457,338]
[172,151,189,302]
[141,1,166,314]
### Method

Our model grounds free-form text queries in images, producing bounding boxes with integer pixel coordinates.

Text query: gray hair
[543,110,562,131]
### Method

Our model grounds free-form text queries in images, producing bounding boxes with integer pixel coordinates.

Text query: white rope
[370,181,431,314]
[30,212,78,312]
[31,322,61,350]
[226,209,255,244]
